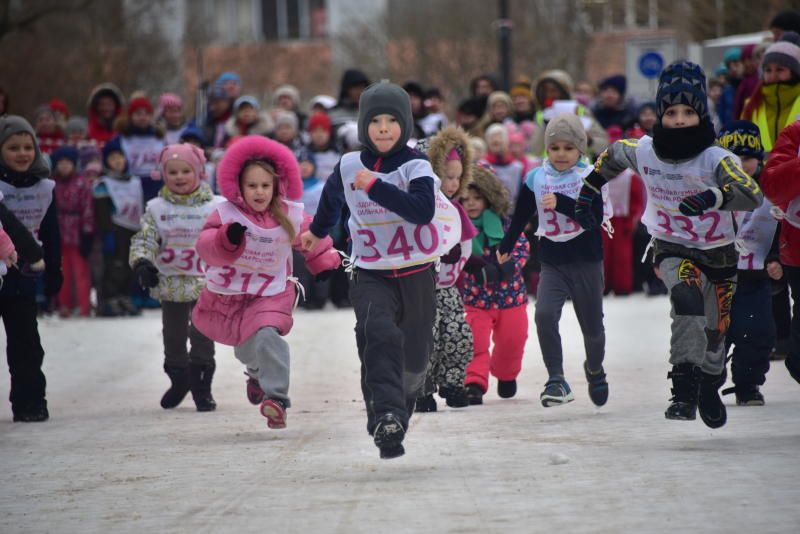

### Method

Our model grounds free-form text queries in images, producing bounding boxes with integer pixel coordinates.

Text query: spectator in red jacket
[87,83,125,147]
[761,120,800,384]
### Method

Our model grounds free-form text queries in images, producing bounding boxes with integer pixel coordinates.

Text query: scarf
[652,119,716,161]
[470,208,504,257]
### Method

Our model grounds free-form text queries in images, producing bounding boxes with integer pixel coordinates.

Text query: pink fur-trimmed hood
[215,135,302,206]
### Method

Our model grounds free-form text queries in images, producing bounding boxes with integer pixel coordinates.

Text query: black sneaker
[497,380,517,399]
[444,387,470,408]
[466,383,484,405]
[698,370,727,428]
[722,385,765,406]
[415,394,437,413]
[540,377,574,407]
[583,361,609,407]
[373,413,406,460]
[665,363,699,421]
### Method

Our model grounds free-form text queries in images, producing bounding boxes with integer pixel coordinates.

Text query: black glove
[78,233,94,259]
[472,262,501,286]
[574,185,599,230]
[678,189,717,216]
[314,269,335,282]
[226,222,247,246]
[43,268,63,297]
[499,260,515,282]
[463,256,487,275]
[134,260,160,288]
[440,243,462,264]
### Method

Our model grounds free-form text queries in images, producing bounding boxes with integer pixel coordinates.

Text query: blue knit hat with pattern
[717,120,764,160]
[656,61,709,122]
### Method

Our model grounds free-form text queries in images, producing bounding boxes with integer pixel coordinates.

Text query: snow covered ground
[1,294,798,533]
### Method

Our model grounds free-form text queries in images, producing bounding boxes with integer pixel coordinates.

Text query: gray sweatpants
[658,257,735,375]
[535,261,605,378]
[234,327,291,407]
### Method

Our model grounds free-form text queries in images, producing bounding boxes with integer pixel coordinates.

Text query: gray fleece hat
[0,115,51,178]
[357,82,413,156]
[544,113,588,154]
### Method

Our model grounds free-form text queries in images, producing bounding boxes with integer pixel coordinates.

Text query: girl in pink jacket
[192,136,340,429]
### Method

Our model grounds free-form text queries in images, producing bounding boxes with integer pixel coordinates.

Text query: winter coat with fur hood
[192,136,340,346]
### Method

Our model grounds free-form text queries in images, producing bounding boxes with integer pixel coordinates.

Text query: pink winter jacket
[0,228,14,261]
[191,135,340,346]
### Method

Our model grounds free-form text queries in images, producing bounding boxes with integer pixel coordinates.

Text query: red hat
[307,112,332,133]
[49,99,70,118]
[128,97,154,117]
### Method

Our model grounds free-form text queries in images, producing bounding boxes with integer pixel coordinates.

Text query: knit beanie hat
[128,97,154,117]
[770,10,800,34]
[234,95,260,112]
[762,32,800,79]
[487,91,513,109]
[509,75,533,99]
[599,74,627,96]
[274,110,298,130]
[151,143,207,187]
[717,120,764,160]
[723,47,742,65]
[51,145,79,166]
[49,99,70,118]
[272,85,301,107]
[307,112,332,133]
[158,93,183,112]
[64,116,88,137]
[357,82,413,156]
[215,72,242,87]
[79,146,102,169]
[102,136,125,167]
[655,61,709,121]
[544,113,588,154]
[0,115,50,178]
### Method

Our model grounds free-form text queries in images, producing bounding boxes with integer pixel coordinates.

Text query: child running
[461,163,529,405]
[192,136,339,429]
[716,121,779,406]
[498,113,610,408]
[301,82,450,459]
[0,116,63,422]
[130,144,224,411]
[415,126,477,412]
[575,62,763,428]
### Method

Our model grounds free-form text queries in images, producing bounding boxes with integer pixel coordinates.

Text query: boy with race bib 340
[301,82,459,459]
[575,61,763,429]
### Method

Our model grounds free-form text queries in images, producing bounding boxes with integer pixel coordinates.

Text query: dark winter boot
[466,383,484,405]
[442,387,470,408]
[698,370,727,428]
[415,394,437,413]
[665,363,699,421]
[584,361,609,407]
[722,384,765,406]
[497,379,517,399]
[13,404,49,422]
[160,365,190,409]
[373,412,406,459]
[189,362,217,412]
[786,353,800,384]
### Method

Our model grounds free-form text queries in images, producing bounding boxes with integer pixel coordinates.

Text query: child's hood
[215,135,302,209]
[0,115,51,181]
[467,163,511,216]
[357,82,413,157]
[426,126,473,198]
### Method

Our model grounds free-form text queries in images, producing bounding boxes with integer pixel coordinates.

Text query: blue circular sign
[639,52,664,79]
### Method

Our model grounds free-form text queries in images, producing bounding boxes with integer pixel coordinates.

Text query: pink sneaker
[245,374,265,405]
[260,399,287,429]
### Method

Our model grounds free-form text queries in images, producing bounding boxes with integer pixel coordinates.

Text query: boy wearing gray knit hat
[498,111,609,409]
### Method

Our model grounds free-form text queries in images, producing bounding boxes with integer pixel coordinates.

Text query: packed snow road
[1,294,798,533]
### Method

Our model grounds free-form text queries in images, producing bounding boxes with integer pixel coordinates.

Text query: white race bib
[205,200,303,296]
[149,195,225,276]
[436,238,472,289]
[0,179,55,244]
[103,176,144,231]
[635,136,736,250]
[120,135,166,178]
[734,198,778,270]
[341,152,459,269]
